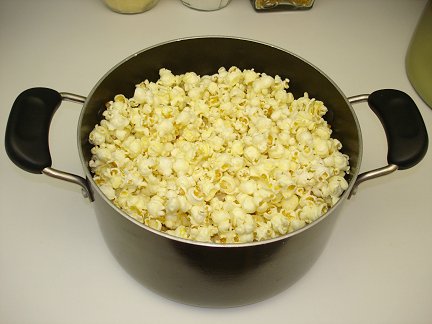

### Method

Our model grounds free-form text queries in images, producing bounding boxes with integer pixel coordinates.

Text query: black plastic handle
[368,89,428,170]
[5,88,62,174]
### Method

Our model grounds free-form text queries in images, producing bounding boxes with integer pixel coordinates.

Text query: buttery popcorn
[89,67,350,243]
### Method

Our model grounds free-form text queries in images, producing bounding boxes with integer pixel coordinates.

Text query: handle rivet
[81,188,89,199]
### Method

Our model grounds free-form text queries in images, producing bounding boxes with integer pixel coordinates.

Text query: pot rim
[77,35,363,248]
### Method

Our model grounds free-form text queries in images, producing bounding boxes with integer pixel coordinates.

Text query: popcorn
[219,175,238,195]
[166,196,180,214]
[190,205,207,226]
[157,157,173,177]
[244,146,260,163]
[89,66,350,244]
[240,195,257,214]
[239,180,257,195]
[270,212,290,235]
[147,196,165,218]
[186,187,203,205]
[172,158,189,175]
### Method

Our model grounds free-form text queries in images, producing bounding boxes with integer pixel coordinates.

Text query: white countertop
[1,0,431,323]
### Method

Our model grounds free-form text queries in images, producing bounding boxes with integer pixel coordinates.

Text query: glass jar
[181,0,232,11]
[104,0,160,14]
[251,0,314,11]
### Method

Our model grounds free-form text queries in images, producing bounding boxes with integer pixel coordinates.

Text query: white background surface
[1,0,431,323]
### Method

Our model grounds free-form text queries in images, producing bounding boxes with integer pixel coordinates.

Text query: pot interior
[78,36,361,210]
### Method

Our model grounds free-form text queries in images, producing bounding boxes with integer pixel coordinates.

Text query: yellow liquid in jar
[104,0,159,13]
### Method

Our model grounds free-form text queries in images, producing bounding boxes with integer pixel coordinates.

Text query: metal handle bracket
[348,164,398,199]
[42,167,94,201]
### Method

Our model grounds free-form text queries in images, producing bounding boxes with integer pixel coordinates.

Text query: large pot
[5,37,428,307]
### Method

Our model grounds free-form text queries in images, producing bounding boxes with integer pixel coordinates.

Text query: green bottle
[406,1,432,109]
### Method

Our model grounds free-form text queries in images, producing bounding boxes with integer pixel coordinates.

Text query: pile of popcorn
[88,66,350,243]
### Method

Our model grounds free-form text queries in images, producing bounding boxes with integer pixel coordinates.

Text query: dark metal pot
[5,37,428,307]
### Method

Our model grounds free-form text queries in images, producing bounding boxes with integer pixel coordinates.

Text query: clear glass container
[104,0,160,14]
[251,0,314,11]
[181,0,231,11]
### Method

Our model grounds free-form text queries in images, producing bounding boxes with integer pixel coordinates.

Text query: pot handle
[348,89,428,197]
[5,87,94,201]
